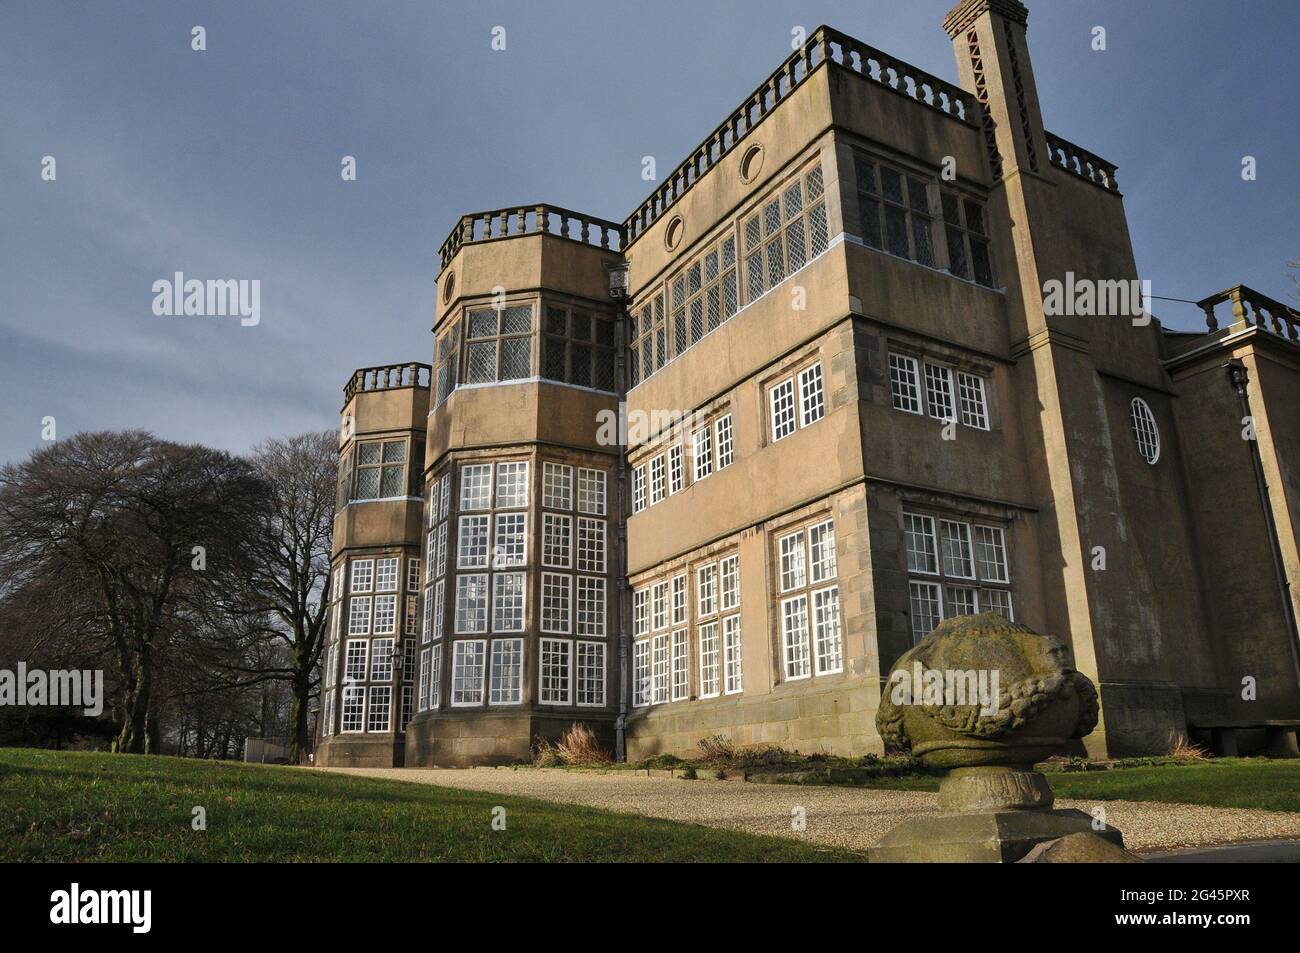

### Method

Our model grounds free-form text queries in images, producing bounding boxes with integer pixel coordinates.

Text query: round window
[442,271,455,304]
[1129,397,1160,464]
[664,216,684,251]
[739,143,765,183]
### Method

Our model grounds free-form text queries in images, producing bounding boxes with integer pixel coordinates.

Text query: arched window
[1129,397,1160,464]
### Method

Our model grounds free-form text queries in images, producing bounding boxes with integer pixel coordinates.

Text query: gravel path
[316,766,1300,854]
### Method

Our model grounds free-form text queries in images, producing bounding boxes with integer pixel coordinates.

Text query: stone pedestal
[870,807,1121,863]
[870,765,1123,863]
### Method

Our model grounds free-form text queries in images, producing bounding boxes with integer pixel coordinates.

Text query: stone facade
[316,0,1300,768]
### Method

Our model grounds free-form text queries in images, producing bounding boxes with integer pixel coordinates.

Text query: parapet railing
[622,24,975,246]
[438,204,625,270]
[342,362,432,406]
[1198,285,1300,342]
[1044,131,1119,192]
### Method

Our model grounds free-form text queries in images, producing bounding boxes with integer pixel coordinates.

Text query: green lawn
[0,748,858,862]
[851,759,1300,813]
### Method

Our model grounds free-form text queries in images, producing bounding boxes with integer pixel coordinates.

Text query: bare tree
[236,431,337,763]
[0,431,267,753]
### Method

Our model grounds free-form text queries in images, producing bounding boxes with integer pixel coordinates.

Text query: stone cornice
[943,0,1030,38]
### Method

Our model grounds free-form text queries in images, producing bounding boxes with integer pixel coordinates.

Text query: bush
[696,734,736,764]
[1167,731,1209,761]
[534,723,610,766]
[643,753,683,770]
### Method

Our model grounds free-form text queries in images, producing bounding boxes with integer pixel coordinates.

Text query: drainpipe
[609,261,630,762]
[1225,359,1300,692]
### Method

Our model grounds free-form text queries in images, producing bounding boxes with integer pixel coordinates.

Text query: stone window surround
[845,142,996,289]
[629,541,743,707]
[885,342,996,430]
[901,506,1014,644]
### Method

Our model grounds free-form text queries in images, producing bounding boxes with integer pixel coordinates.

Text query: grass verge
[0,748,860,862]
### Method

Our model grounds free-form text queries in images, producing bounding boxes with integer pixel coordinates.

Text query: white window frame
[696,562,718,618]
[780,595,811,680]
[367,685,392,733]
[930,360,961,419]
[340,685,366,733]
[799,363,825,427]
[632,465,647,514]
[811,586,843,675]
[769,377,797,441]
[373,594,397,635]
[633,587,649,637]
[668,445,684,494]
[576,575,606,637]
[418,648,430,710]
[429,642,442,708]
[649,454,666,505]
[489,637,524,705]
[543,462,573,509]
[369,637,395,681]
[698,621,720,698]
[459,463,493,511]
[715,414,734,469]
[542,512,572,568]
[1130,396,1160,464]
[491,571,526,633]
[692,426,713,481]
[889,353,922,415]
[957,371,989,429]
[576,518,606,574]
[632,640,650,708]
[670,629,689,702]
[670,573,687,626]
[651,632,670,705]
[723,614,744,695]
[374,557,399,593]
[495,461,529,509]
[450,639,486,706]
[577,467,606,515]
[454,573,488,634]
[492,512,527,568]
[939,519,976,579]
[576,640,606,707]
[539,638,573,705]
[348,596,372,636]
[719,553,740,612]
[778,531,807,592]
[808,518,837,583]
[344,639,368,682]
[457,515,490,569]
[541,572,572,634]
[350,558,375,594]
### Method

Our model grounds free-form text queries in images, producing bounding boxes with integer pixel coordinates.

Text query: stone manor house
[315,0,1300,767]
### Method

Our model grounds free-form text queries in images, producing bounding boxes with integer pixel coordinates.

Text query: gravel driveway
[316,766,1300,854]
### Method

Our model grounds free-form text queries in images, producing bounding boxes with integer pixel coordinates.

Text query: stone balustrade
[342,362,432,406]
[1198,285,1300,342]
[1044,131,1119,192]
[622,25,975,246]
[438,204,625,269]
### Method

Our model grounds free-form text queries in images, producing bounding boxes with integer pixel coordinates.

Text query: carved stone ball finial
[878,612,1097,768]
[869,614,1127,861]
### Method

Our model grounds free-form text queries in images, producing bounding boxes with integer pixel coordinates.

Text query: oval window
[442,271,455,304]
[1129,397,1160,464]
[664,216,684,251]
[739,143,764,183]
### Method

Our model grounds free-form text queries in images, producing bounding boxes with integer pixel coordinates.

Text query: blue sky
[1,0,1296,465]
